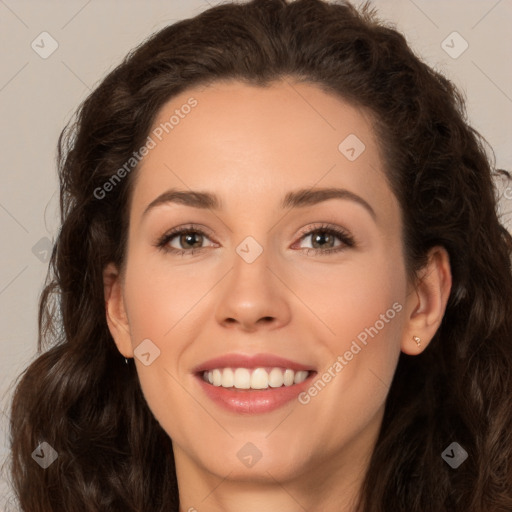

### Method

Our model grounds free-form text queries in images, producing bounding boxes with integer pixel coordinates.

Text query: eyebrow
[141,186,376,221]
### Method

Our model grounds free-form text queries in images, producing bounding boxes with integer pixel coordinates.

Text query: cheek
[120,254,221,437]
[294,287,403,461]
[122,252,216,347]
[291,244,406,351]
[294,250,405,417]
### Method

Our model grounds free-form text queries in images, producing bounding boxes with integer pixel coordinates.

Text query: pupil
[313,232,332,248]
[182,233,202,248]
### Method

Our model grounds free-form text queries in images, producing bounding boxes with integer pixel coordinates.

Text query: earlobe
[401,246,452,355]
[103,262,134,358]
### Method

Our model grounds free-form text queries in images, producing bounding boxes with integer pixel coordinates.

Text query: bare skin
[103,78,452,512]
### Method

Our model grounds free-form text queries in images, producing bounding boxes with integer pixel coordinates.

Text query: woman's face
[105,79,446,502]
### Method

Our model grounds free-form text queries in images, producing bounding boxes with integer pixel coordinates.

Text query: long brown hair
[8,0,512,510]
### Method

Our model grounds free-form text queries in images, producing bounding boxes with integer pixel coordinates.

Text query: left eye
[298,229,345,250]
[292,225,356,255]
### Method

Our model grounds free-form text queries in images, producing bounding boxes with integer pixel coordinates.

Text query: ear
[401,245,452,355]
[103,262,134,358]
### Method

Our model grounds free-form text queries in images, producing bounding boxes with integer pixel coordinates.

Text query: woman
[9,0,512,510]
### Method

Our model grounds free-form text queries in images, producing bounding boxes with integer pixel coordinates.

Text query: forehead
[129,79,395,225]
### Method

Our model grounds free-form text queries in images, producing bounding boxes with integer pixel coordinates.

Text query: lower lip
[195,372,316,414]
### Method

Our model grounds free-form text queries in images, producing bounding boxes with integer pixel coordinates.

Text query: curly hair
[8,0,512,510]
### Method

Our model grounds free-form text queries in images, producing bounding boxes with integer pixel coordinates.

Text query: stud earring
[124,358,129,365]
[413,336,421,347]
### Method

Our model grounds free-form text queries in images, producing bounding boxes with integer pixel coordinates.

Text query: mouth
[192,353,317,414]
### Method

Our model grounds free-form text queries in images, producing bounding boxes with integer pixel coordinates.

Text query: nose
[214,245,292,332]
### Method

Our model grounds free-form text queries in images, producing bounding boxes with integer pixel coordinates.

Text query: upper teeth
[202,368,310,389]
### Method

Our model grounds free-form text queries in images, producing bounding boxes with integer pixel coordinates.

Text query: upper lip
[192,353,316,374]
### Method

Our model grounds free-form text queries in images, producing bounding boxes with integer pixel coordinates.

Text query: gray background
[1,0,511,506]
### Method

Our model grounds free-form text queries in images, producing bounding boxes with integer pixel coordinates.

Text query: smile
[202,367,311,389]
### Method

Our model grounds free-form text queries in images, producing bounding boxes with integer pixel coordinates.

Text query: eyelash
[154,222,356,257]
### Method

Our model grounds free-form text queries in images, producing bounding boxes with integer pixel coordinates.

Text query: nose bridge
[229,232,275,297]
[214,231,291,329]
